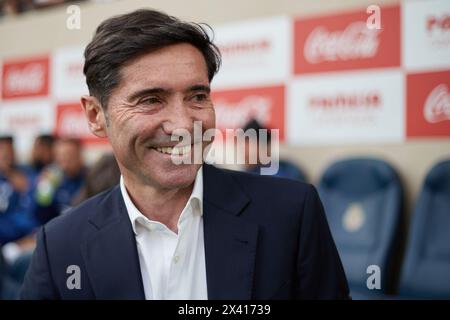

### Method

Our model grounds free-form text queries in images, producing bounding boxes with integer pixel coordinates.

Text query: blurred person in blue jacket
[241,119,306,181]
[0,135,35,300]
[34,137,86,224]
[0,136,36,245]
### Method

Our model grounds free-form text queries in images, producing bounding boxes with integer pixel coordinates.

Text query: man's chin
[147,163,200,190]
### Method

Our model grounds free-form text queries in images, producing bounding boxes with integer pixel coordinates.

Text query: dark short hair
[55,137,82,150]
[83,9,221,109]
[36,134,55,147]
[0,135,13,144]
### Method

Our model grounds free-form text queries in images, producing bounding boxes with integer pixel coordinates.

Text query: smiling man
[21,9,349,300]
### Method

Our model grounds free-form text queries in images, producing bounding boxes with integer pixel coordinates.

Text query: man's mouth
[151,144,192,156]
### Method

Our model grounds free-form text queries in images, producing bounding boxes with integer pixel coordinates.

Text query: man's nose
[161,100,194,136]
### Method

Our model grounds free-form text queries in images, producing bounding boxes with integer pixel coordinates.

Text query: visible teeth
[154,145,191,155]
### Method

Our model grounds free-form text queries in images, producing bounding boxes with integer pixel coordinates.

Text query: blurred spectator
[0,0,83,17]
[30,134,55,175]
[0,136,35,299]
[0,135,15,176]
[33,0,65,10]
[0,0,34,16]
[241,119,306,181]
[23,134,55,182]
[0,136,36,245]
[71,153,121,206]
[34,137,86,224]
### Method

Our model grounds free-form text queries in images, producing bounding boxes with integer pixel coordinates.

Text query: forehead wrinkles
[121,62,206,95]
[117,45,208,93]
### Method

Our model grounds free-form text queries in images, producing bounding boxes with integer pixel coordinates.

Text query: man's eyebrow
[127,87,170,102]
[127,85,210,102]
[187,85,211,93]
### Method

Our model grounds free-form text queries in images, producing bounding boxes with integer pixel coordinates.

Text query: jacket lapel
[203,165,259,299]
[81,186,145,299]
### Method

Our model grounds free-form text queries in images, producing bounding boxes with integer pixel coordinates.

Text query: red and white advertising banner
[294,5,400,75]
[1,55,50,100]
[52,46,88,101]
[407,70,450,138]
[212,85,285,140]
[287,69,404,145]
[403,0,450,72]
[212,16,291,89]
[0,100,54,160]
[0,61,2,102]
[55,102,107,144]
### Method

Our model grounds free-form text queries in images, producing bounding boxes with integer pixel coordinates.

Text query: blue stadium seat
[246,159,307,182]
[398,159,450,299]
[318,158,403,299]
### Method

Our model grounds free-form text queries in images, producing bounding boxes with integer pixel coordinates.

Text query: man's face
[54,141,83,178]
[104,43,215,190]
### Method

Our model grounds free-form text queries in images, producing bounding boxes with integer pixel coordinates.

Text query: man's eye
[191,93,208,102]
[140,97,161,105]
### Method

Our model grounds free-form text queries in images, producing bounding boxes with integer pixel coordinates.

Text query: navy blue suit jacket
[21,165,349,299]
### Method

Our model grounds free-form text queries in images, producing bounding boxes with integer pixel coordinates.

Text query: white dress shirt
[120,168,208,300]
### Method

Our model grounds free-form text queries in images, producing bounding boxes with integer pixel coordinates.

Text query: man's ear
[81,95,108,138]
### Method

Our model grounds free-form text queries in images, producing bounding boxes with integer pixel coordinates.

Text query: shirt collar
[120,167,203,235]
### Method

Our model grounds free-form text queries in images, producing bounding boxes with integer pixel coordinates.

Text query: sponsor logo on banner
[427,14,450,42]
[0,102,54,133]
[1,56,49,99]
[52,47,89,100]
[294,6,400,74]
[55,103,106,143]
[407,70,450,137]
[304,90,382,126]
[403,0,450,71]
[287,70,404,145]
[213,16,291,88]
[0,100,55,160]
[423,84,450,123]
[212,85,285,140]
[308,91,381,110]
[304,21,380,64]
[219,39,271,57]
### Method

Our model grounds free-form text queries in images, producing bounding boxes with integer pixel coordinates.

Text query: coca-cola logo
[424,84,450,123]
[5,63,45,94]
[214,95,272,129]
[304,21,380,64]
